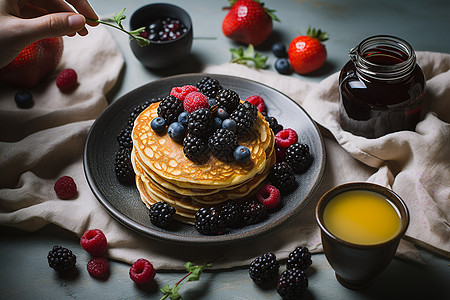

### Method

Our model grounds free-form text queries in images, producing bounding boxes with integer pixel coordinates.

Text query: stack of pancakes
[131,102,275,224]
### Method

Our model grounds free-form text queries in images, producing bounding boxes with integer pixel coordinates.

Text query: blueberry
[234,146,251,163]
[216,108,229,120]
[222,118,237,133]
[177,111,190,127]
[208,99,217,107]
[151,117,166,134]
[214,117,223,130]
[272,42,287,58]
[14,91,33,109]
[275,58,292,75]
[167,122,185,142]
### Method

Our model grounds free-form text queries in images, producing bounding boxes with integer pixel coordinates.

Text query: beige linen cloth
[1,27,449,269]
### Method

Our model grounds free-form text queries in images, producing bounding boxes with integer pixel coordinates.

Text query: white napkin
[1,26,448,270]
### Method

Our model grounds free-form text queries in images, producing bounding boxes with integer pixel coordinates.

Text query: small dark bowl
[316,182,409,290]
[129,3,193,69]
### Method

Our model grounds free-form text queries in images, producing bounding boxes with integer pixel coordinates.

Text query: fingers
[65,0,99,26]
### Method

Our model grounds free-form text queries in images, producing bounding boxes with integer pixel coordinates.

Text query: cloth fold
[1,27,448,270]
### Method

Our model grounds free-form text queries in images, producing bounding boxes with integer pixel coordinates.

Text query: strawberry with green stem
[86,9,150,47]
[288,27,329,74]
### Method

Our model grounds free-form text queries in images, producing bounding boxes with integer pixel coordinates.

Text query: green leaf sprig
[86,8,150,47]
[230,44,268,69]
[160,262,211,300]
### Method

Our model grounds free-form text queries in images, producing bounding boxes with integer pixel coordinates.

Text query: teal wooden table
[1,0,449,299]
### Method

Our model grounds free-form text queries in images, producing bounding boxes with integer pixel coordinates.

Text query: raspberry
[183,91,209,113]
[129,258,156,285]
[54,176,77,200]
[56,68,78,91]
[249,252,280,283]
[256,184,281,211]
[245,95,265,113]
[170,85,197,101]
[47,245,77,273]
[80,229,108,256]
[275,128,298,148]
[87,257,110,280]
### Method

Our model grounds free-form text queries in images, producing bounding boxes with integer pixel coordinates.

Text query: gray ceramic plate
[83,73,326,245]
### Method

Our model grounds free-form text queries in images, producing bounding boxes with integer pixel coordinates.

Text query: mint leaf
[230,45,268,69]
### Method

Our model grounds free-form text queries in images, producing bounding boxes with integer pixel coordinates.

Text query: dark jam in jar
[339,35,426,138]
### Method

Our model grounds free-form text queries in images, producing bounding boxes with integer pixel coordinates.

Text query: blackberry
[208,129,238,162]
[220,200,244,228]
[117,126,133,150]
[215,89,240,114]
[47,245,77,272]
[270,162,297,194]
[114,148,134,183]
[157,95,184,124]
[196,76,222,98]
[286,246,312,270]
[277,268,308,299]
[242,199,268,225]
[183,134,209,163]
[230,101,258,137]
[149,201,176,228]
[127,101,151,127]
[285,143,313,173]
[187,108,213,138]
[249,252,280,283]
[194,207,226,235]
[265,116,281,134]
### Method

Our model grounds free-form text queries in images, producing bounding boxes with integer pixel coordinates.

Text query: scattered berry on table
[270,162,297,194]
[47,245,77,272]
[150,117,166,134]
[272,42,288,58]
[183,91,209,113]
[220,200,244,229]
[277,268,308,299]
[168,121,185,143]
[87,257,110,280]
[275,128,298,148]
[157,95,184,124]
[141,16,188,42]
[80,229,108,256]
[195,207,226,235]
[245,95,265,113]
[114,148,134,183]
[256,184,281,211]
[286,246,312,270]
[249,252,280,283]
[14,91,34,108]
[242,199,268,225]
[234,145,251,163]
[117,127,133,150]
[275,58,293,75]
[183,134,209,164]
[285,143,313,173]
[215,89,240,114]
[149,201,176,228]
[129,258,156,285]
[208,128,238,162]
[230,101,258,137]
[221,118,237,133]
[56,68,78,91]
[264,116,281,134]
[196,76,223,98]
[54,175,77,200]
[177,111,190,127]
[170,85,197,101]
[187,108,213,138]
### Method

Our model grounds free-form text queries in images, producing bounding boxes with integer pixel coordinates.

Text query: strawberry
[222,0,279,46]
[0,37,64,88]
[288,27,328,74]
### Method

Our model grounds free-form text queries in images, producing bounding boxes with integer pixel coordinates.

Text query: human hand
[0,0,98,68]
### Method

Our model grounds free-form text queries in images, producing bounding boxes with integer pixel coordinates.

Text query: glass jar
[339,35,426,138]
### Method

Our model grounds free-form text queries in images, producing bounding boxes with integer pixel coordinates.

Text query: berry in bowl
[129,3,193,69]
